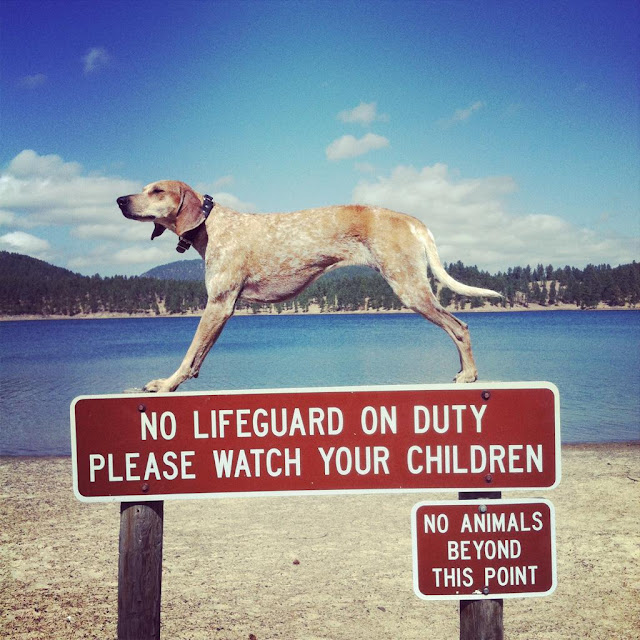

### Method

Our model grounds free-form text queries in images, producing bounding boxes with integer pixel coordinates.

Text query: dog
[117,180,501,392]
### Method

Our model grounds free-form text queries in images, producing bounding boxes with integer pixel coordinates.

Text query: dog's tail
[421,227,502,299]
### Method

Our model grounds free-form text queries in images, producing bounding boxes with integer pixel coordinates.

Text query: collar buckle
[176,237,192,253]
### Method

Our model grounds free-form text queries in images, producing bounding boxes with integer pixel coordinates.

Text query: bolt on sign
[412,499,557,600]
[70,382,560,502]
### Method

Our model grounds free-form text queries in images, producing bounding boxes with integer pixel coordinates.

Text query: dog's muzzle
[117,196,154,221]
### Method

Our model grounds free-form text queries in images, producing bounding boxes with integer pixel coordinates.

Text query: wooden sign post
[460,595,503,640]
[115,390,165,640]
[117,501,164,640]
[458,491,503,640]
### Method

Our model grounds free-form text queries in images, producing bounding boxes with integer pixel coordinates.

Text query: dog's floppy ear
[175,184,205,237]
[151,223,166,240]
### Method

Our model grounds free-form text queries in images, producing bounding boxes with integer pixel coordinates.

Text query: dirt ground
[1,444,638,639]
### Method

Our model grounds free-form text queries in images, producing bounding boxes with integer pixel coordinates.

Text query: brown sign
[70,382,560,502]
[412,499,557,599]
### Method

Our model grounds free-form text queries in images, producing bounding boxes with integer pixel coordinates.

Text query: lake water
[1,311,638,455]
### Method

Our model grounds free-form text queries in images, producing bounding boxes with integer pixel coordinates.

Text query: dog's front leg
[143,296,237,393]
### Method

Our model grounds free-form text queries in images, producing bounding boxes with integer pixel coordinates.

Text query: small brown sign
[412,499,557,599]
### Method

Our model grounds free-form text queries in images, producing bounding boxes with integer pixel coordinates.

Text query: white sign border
[70,381,561,503]
[411,498,557,600]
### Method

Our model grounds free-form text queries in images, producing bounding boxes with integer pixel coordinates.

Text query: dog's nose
[117,196,127,208]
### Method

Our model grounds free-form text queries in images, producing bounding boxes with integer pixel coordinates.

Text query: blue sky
[1,0,638,276]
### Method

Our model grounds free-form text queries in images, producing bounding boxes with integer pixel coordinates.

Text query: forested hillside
[142,260,205,281]
[0,252,207,316]
[1,251,638,317]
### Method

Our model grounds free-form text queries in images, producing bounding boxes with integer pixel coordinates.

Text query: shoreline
[1,302,637,322]
[1,442,638,639]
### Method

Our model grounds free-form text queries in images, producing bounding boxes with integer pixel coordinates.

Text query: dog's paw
[454,370,478,384]
[143,378,172,393]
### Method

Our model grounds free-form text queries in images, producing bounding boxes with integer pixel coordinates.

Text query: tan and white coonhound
[117,180,500,392]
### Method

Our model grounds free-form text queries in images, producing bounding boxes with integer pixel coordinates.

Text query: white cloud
[0,150,154,273]
[83,47,109,75]
[0,209,17,226]
[337,102,388,126]
[213,175,234,189]
[354,164,515,225]
[0,149,265,274]
[0,231,51,259]
[0,150,140,227]
[112,246,169,265]
[8,149,82,179]
[18,74,47,89]
[352,164,637,269]
[441,100,485,126]
[355,162,376,174]
[212,192,257,212]
[326,133,390,161]
[70,223,150,242]
[194,179,257,211]
[67,244,169,271]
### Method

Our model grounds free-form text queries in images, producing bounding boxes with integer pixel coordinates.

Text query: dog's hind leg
[427,304,478,383]
[382,267,479,383]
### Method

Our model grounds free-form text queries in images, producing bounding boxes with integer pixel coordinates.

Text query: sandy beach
[1,444,638,639]
[1,302,637,322]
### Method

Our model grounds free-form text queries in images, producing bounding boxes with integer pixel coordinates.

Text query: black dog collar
[176,194,214,253]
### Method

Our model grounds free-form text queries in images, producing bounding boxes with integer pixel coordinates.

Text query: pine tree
[439,287,454,308]
[548,281,557,306]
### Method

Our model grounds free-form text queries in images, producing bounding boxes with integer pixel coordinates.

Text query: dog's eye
[151,188,164,195]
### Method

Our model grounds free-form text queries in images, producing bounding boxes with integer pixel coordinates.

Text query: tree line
[1,251,638,317]
[0,252,207,316]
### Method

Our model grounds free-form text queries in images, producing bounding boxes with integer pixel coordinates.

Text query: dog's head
[117,180,205,240]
